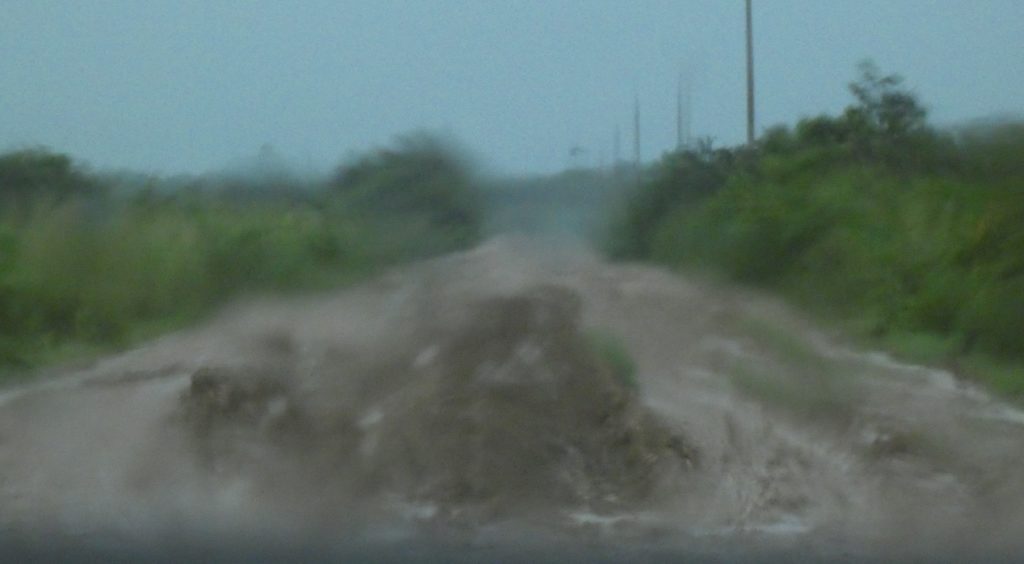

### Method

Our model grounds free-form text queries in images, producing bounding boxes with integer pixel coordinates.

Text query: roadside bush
[608,62,1024,396]
[0,148,103,216]
[0,137,485,375]
[607,144,739,259]
[329,134,482,258]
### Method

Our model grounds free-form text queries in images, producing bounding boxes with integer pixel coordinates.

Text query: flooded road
[2,237,1023,560]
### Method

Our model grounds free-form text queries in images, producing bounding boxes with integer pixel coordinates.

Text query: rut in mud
[1,237,1023,557]
[176,284,696,526]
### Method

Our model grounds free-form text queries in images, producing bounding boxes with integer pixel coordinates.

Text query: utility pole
[633,95,641,170]
[676,71,691,151]
[613,125,621,167]
[745,0,755,145]
[684,77,692,149]
[677,74,684,151]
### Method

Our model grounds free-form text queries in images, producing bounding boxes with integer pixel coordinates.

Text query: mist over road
[1,237,1022,560]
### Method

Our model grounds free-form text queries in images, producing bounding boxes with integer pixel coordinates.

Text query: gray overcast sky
[2,1,1023,176]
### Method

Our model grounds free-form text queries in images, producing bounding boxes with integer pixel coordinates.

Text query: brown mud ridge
[178,285,696,527]
[1,237,1024,559]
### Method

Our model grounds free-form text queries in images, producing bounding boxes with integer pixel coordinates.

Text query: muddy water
[1,237,1023,559]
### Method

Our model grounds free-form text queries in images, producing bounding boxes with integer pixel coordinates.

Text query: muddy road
[1,238,1023,560]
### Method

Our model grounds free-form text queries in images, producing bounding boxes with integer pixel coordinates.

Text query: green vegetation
[330,134,482,258]
[727,316,861,423]
[585,329,638,393]
[608,61,1024,399]
[0,136,482,379]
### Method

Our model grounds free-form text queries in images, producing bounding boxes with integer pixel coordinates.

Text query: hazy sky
[2,1,1022,175]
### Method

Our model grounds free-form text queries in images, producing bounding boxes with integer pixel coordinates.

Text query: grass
[840,321,1024,401]
[725,315,861,423]
[960,355,1024,401]
[584,329,638,393]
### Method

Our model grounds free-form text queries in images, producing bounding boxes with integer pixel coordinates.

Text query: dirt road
[2,238,1023,559]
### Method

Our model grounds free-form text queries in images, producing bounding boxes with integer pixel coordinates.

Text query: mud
[173,284,695,529]
[1,237,1023,559]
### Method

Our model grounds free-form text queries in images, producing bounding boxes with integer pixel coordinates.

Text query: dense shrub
[607,62,1024,396]
[607,142,744,259]
[0,148,103,215]
[0,137,483,375]
[330,134,482,258]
